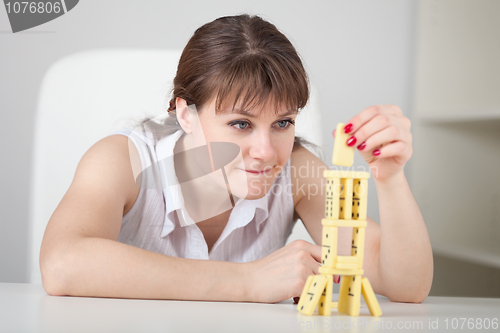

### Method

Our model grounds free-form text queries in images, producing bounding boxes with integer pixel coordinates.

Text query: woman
[40,14,433,303]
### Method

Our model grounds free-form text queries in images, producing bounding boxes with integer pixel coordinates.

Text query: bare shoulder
[40,134,142,272]
[290,144,329,207]
[45,134,141,241]
[74,134,141,214]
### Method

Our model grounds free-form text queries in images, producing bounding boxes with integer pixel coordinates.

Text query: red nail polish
[346,136,357,147]
[358,142,366,150]
[373,149,381,156]
[335,276,340,283]
[343,123,353,133]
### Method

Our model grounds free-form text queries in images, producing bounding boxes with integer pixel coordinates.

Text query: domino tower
[296,123,382,317]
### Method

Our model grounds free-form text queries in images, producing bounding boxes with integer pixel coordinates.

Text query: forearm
[41,236,249,302]
[374,171,433,302]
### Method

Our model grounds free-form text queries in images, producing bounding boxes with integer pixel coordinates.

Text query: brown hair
[153,14,318,153]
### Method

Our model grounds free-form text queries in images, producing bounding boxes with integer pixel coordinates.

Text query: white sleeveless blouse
[110,127,296,262]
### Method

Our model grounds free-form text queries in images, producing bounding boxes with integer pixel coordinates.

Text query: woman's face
[194,96,297,200]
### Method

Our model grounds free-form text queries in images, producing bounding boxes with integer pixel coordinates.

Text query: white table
[1,283,499,333]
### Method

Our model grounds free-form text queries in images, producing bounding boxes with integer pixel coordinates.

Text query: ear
[175,97,196,134]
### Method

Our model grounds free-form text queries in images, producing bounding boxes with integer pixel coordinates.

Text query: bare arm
[45,236,249,301]
[373,172,433,302]
[40,135,249,301]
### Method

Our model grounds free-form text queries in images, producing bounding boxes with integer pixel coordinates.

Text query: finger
[347,114,401,149]
[293,243,325,275]
[343,105,402,135]
[297,254,321,276]
[299,247,322,274]
[370,141,412,164]
[309,260,321,275]
[332,129,336,139]
[301,242,322,263]
[357,125,410,157]
[309,243,321,263]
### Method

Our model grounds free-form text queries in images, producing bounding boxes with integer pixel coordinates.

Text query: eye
[275,119,295,130]
[229,121,250,131]
[228,118,296,132]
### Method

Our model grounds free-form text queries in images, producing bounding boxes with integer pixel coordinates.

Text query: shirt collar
[156,130,271,238]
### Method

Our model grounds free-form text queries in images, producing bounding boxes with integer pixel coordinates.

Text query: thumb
[296,240,323,263]
[308,243,323,263]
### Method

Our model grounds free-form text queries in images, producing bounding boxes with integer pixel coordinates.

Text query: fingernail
[373,149,381,156]
[335,276,340,283]
[357,142,366,150]
[332,129,336,137]
[346,136,357,147]
[293,296,300,304]
[343,123,353,133]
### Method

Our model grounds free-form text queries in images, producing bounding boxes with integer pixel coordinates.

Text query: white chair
[29,48,322,284]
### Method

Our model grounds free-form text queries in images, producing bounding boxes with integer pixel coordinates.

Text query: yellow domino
[352,179,368,220]
[325,178,341,219]
[352,227,365,268]
[321,226,337,267]
[336,256,359,263]
[361,277,382,317]
[297,275,328,315]
[324,170,370,179]
[318,275,333,316]
[322,218,367,228]
[339,178,353,220]
[335,262,359,270]
[337,275,351,313]
[319,266,364,276]
[297,275,315,315]
[346,275,362,316]
[332,123,355,167]
[297,275,314,312]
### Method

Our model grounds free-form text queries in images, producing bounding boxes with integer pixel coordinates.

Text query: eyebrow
[228,108,298,117]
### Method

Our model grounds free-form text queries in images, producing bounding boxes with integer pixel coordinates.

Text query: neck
[173,133,236,223]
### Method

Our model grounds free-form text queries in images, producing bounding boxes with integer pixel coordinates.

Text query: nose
[248,129,277,162]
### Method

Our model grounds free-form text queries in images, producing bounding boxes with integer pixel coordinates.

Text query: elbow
[40,253,69,296]
[412,291,431,304]
[386,275,433,303]
[383,272,433,304]
[384,255,434,304]
[387,288,430,304]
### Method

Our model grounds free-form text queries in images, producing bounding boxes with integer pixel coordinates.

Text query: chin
[225,168,276,200]
[241,188,268,200]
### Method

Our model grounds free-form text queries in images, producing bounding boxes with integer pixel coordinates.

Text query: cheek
[277,136,295,162]
[198,115,224,140]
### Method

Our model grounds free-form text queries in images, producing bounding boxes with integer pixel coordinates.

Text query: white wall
[0,0,416,282]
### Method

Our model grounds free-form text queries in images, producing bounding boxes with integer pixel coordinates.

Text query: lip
[241,168,272,174]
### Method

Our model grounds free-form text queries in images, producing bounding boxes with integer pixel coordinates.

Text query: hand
[333,105,412,182]
[245,240,320,303]
[245,240,339,303]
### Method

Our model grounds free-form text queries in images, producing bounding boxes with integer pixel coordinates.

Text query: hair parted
[137,14,319,154]
[167,14,309,117]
